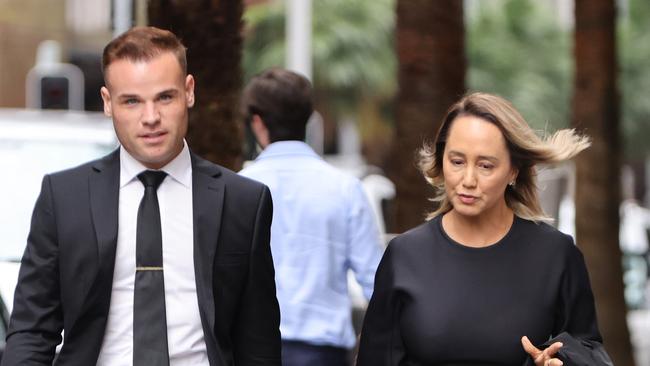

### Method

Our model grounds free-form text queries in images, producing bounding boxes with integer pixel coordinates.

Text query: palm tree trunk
[148,0,244,170]
[388,0,466,232]
[573,0,635,364]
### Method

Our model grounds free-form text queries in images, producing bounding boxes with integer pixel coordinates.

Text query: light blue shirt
[240,141,384,349]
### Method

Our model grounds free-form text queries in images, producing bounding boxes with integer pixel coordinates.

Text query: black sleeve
[528,238,614,366]
[233,186,282,365]
[2,176,62,366]
[357,243,407,366]
[554,239,602,343]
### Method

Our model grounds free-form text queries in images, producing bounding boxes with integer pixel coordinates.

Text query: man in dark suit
[1,26,281,366]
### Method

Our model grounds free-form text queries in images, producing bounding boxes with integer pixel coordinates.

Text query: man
[2,27,280,366]
[239,68,384,366]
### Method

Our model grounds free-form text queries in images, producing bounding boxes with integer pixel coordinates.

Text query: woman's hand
[521,336,563,366]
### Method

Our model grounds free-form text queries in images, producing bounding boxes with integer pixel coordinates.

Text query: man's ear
[185,74,195,108]
[100,86,112,117]
[250,114,270,148]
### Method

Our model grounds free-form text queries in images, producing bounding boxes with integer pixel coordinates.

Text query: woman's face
[442,115,517,220]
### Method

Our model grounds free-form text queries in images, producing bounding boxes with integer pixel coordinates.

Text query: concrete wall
[0,0,66,107]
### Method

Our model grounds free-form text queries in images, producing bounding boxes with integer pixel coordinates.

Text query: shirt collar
[256,140,321,161]
[119,140,192,188]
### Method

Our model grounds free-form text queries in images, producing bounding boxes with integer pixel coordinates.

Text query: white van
[0,108,117,314]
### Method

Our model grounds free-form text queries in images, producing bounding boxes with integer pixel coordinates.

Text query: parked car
[0,290,7,361]
[0,108,116,318]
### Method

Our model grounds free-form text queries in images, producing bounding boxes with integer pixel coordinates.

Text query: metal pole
[113,0,133,38]
[286,0,322,154]
[286,0,312,79]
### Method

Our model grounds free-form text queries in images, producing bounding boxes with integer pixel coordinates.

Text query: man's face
[101,52,195,169]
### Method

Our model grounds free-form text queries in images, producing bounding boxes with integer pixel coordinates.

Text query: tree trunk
[388,0,466,233]
[148,0,244,171]
[572,0,635,364]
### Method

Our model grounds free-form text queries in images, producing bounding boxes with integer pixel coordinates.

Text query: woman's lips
[458,194,477,204]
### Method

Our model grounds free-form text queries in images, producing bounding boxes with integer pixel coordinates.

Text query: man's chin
[138,154,172,170]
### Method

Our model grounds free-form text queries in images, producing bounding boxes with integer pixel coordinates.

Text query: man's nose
[142,101,160,125]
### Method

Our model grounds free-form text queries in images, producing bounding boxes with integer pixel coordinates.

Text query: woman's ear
[510,168,519,186]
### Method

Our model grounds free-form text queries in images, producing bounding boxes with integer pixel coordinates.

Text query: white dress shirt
[97,142,208,365]
[240,141,384,349]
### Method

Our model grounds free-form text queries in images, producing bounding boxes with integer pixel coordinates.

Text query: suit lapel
[85,149,225,361]
[191,152,224,333]
[89,149,120,298]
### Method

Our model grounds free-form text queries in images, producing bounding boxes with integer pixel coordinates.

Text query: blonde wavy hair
[418,92,591,222]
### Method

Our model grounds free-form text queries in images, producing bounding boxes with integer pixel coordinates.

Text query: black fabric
[522,332,613,366]
[133,170,169,365]
[357,216,606,366]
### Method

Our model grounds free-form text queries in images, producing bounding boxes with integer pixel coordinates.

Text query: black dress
[356,215,604,366]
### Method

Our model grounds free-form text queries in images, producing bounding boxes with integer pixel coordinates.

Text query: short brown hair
[242,67,313,142]
[102,26,187,80]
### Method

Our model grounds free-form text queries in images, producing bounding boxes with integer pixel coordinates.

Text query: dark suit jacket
[1,149,281,366]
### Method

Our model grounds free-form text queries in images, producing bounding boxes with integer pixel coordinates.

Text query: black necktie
[134,170,170,365]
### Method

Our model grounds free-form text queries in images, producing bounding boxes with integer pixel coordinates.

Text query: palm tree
[243,0,396,157]
[389,0,466,232]
[620,0,650,160]
[467,0,571,133]
[244,0,395,114]
[148,0,245,170]
[572,0,635,364]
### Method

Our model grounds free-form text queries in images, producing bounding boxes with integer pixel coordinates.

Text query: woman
[356,92,612,366]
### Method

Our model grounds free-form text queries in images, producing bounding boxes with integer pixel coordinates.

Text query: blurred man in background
[240,67,384,366]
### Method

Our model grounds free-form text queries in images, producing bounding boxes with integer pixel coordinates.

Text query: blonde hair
[418,92,590,222]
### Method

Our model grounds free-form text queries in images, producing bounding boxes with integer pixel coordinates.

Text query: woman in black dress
[356,93,612,366]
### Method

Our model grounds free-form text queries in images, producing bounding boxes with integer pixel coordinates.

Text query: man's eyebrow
[157,89,180,96]
[116,89,180,100]
[116,93,140,100]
